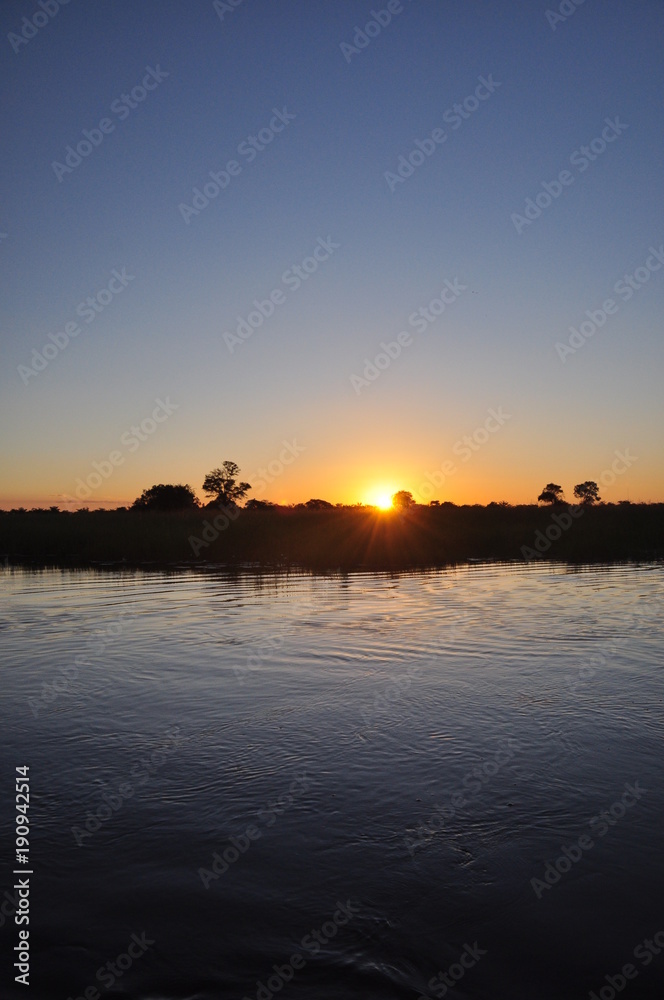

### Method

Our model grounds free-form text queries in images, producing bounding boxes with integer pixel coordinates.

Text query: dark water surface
[1,562,663,999]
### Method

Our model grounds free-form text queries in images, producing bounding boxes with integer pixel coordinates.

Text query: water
[1,562,663,999]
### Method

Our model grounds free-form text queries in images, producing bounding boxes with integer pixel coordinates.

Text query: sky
[1,0,663,508]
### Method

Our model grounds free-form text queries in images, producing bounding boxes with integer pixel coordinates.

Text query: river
[1,562,662,999]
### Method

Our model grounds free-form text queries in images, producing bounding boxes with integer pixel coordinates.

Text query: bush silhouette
[132,484,199,511]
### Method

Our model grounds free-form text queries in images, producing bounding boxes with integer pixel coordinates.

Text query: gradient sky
[2,0,663,508]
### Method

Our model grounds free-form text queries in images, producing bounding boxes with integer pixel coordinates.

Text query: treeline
[1,502,662,571]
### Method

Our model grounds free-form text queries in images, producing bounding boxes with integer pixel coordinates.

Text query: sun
[366,488,395,510]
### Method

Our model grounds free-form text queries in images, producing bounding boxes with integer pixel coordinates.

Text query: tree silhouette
[573,481,601,505]
[304,499,333,509]
[202,461,251,507]
[245,499,275,510]
[132,484,199,511]
[537,483,564,505]
[392,490,415,509]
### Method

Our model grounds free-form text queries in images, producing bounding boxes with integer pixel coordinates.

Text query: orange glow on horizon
[2,459,664,512]
[364,487,397,510]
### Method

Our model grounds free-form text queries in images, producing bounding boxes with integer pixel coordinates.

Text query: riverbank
[1,503,662,571]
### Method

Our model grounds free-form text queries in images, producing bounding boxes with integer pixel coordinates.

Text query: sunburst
[366,489,395,510]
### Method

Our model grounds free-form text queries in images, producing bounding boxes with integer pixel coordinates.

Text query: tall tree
[573,481,601,505]
[537,483,564,505]
[202,461,251,507]
[392,490,416,509]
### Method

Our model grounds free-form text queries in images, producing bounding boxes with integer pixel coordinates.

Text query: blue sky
[1,0,663,506]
